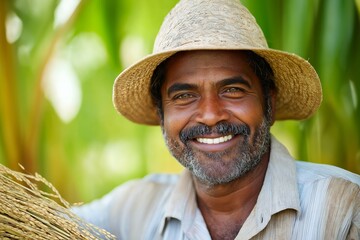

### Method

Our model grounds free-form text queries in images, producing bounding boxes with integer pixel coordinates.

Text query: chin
[185,152,263,186]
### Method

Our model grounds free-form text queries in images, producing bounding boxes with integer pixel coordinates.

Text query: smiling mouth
[196,135,233,144]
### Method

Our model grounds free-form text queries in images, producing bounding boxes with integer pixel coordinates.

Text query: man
[73,0,360,239]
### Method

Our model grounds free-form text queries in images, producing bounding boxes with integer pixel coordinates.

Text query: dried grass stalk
[0,164,116,239]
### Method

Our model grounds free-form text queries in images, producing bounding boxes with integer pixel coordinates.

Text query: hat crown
[154,0,268,53]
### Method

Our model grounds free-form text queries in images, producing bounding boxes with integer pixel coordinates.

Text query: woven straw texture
[0,164,115,239]
[113,0,322,125]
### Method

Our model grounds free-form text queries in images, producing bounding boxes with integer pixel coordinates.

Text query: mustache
[179,122,250,143]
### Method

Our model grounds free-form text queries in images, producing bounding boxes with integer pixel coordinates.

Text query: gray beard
[162,118,271,186]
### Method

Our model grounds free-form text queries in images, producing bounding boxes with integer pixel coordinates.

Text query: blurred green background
[0,0,359,203]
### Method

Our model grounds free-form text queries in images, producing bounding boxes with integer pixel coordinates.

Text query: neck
[193,151,270,239]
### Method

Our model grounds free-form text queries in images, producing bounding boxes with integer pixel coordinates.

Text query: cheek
[227,98,265,139]
[163,105,192,138]
[229,98,264,122]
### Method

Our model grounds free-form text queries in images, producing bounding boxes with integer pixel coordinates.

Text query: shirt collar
[159,170,196,235]
[159,135,301,235]
[238,135,301,238]
[261,135,301,215]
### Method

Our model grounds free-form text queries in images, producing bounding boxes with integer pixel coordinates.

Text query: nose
[194,96,230,126]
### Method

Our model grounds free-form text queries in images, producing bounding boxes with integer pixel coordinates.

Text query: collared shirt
[72,137,360,239]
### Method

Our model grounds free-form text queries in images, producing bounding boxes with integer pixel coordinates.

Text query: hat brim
[113,48,322,125]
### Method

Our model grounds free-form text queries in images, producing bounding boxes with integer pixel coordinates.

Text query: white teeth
[196,135,233,144]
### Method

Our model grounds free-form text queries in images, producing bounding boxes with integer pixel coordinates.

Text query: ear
[269,90,277,126]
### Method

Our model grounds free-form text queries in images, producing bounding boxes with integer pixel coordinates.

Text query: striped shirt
[73,136,360,239]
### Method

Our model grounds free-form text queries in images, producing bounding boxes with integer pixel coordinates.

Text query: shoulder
[289,162,360,238]
[295,160,360,186]
[72,173,181,237]
[104,173,180,207]
[295,161,359,215]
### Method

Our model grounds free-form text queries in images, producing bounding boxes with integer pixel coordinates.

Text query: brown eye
[225,87,242,92]
[175,93,194,99]
[222,87,246,98]
[172,92,198,105]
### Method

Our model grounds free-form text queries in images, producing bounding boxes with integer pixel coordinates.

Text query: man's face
[161,50,273,185]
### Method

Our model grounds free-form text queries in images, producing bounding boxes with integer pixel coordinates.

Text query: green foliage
[0,0,359,203]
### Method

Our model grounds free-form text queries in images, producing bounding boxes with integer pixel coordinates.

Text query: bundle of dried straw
[0,164,115,239]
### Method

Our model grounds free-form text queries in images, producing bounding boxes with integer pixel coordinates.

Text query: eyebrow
[217,77,251,89]
[166,76,251,97]
[167,83,197,97]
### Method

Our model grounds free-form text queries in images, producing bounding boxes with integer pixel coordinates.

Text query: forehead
[163,50,256,85]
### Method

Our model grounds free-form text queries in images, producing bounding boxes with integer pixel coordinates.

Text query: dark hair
[244,51,276,121]
[150,50,276,122]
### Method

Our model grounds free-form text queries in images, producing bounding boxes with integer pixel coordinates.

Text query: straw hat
[113,0,322,125]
